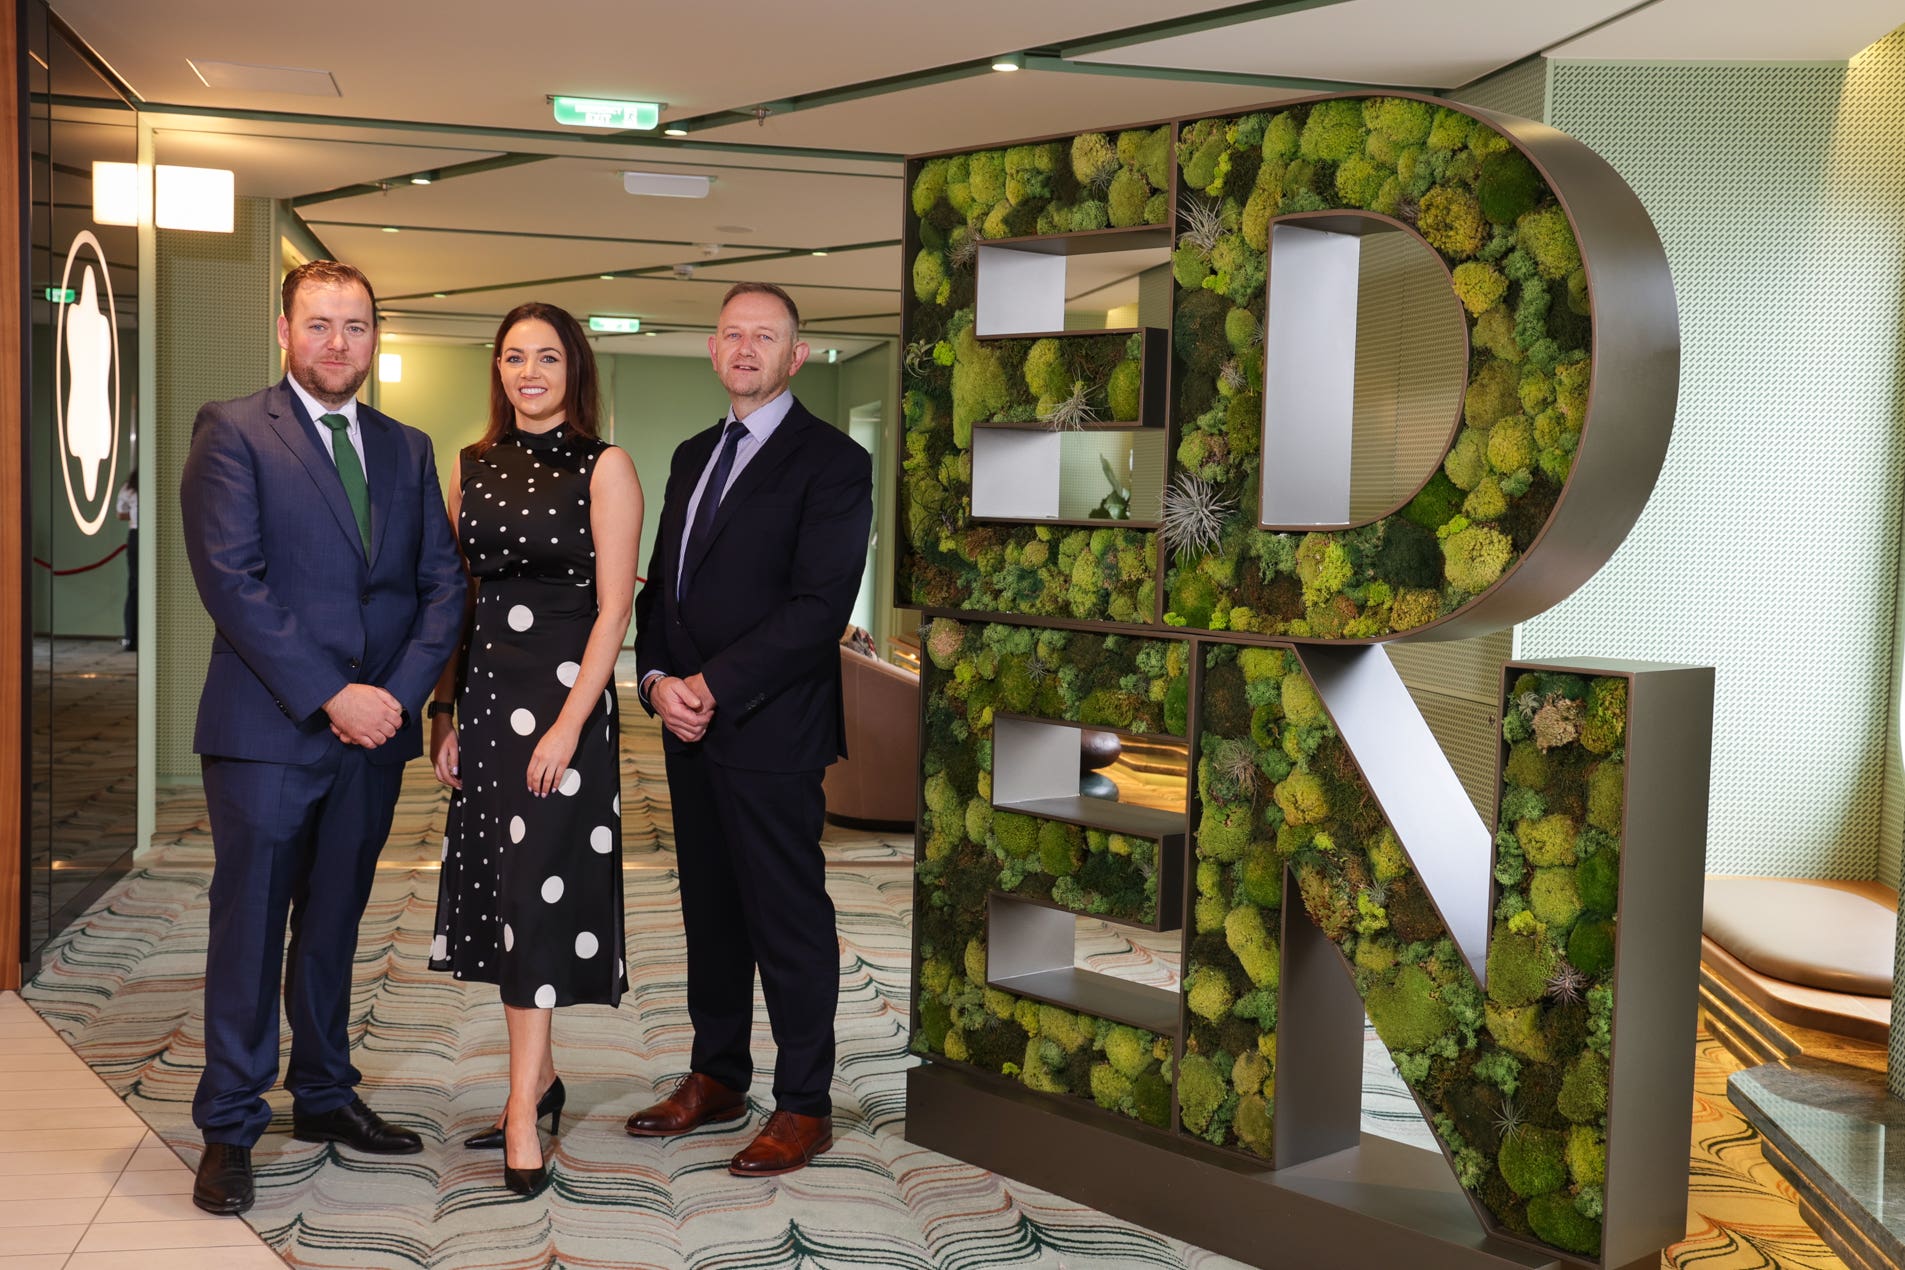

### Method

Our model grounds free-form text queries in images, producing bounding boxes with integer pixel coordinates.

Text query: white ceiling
[46,0,1905,353]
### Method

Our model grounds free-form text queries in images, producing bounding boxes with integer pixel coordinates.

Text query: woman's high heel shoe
[502,1100,555,1199]
[464,1077,565,1150]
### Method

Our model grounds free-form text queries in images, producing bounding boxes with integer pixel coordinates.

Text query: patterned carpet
[20,676,1844,1269]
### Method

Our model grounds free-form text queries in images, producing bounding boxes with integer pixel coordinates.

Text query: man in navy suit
[627,282,872,1175]
[179,261,466,1214]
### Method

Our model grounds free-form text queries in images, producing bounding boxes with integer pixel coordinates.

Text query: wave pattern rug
[23,698,1841,1268]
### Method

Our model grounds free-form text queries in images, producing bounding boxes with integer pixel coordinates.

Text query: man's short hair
[719,281,800,332]
[282,260,378,323]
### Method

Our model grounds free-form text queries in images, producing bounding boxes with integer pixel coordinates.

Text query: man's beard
[289,351,369,405]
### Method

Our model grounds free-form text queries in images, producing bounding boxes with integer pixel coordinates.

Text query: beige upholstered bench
[1701,876,1895,1050]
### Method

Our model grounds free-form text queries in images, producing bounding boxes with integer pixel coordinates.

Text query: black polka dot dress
[430,422,626,1009]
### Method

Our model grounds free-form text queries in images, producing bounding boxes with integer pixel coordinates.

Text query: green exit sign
[552,97,661,130]
[587,315,642,334]
[43,287,75,303]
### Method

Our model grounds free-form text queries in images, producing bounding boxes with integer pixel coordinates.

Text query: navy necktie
[678,419,747,598]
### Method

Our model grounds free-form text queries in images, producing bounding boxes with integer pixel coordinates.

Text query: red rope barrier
[32,543,128,576]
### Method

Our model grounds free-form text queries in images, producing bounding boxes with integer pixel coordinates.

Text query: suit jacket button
[348,657,360,670]
[360,592,371,605]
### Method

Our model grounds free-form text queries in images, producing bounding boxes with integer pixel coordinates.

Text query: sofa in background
[823,632,919,829]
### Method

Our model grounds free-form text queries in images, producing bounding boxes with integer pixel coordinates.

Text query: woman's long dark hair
[474,302,602,456]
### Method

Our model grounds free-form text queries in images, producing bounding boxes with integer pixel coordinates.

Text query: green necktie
[318,412,371,557]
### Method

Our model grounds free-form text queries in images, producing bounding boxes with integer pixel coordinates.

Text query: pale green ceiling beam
[662,59,997,135]
[136,100,904,164]
[379,239,900,303]
[1053,0,1355,59]
[1020,54,1414,95]
[292,152,549,208]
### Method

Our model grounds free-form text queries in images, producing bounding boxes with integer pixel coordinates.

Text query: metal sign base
[907,1061,1658,1270]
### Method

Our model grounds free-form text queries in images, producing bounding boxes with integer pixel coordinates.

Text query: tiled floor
[0,991,282,1270]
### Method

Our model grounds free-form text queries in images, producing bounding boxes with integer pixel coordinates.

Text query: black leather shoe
[292,1096,423,1154]
[465,1077,565,1150]
[192,1143,254,1215]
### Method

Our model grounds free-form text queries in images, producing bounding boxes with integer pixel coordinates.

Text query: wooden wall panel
[1,0,24,991]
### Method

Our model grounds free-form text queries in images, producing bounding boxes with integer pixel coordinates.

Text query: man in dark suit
[627,282,873,1176]
[179,260,466,1214]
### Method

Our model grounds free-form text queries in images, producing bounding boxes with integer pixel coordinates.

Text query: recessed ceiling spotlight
[381,225,398,233]
[433,292,447,298]
[642,329,657,337]
[663,125,689,137]
[811,249,828,257]
[825,348,839,364]
[600,274,615,280]
[991,52,1024,72]
[410,173,434,185]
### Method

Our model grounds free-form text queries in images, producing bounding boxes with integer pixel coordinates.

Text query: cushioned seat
[822,641,919,830]
[1702,876,1895,997]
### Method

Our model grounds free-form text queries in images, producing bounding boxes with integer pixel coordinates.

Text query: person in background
[114,468,136,651]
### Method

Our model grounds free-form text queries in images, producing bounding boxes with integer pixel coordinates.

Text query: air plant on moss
[949,232,982,271]
[1545,960,1589,1006]
[1160,472,1235,558]
[1219,358,1250,394]
[1492,1095,1526,1144]
[1213,739,1262,799]
[1179,196,1225,257]
[903,338,936,378]
[1040,381,1099,431]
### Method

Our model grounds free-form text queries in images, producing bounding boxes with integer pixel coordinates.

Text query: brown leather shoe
[625,1072,748,1137]
[728,1109,832,1176]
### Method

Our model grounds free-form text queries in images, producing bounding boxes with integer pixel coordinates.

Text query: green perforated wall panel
[1529,33,1905,885]
[154,197,277,781]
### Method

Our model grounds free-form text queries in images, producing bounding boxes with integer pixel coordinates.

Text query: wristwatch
[426,701,455,719]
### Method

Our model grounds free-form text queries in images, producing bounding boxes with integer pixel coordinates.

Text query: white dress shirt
[287,377,368,490]
[644,390,797,703]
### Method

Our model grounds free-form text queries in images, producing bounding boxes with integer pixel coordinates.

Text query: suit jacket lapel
[361,407,398,567]
[267,380,364,557]
[680,402,816,589]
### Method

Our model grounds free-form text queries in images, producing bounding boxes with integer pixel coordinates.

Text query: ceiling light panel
[623,171,712,198]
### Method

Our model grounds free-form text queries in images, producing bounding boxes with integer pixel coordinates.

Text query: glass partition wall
[21,4,141,973]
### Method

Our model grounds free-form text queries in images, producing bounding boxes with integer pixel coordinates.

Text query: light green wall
[603,350,738,579]
[154,197,279,782]
[839,344,898,648]
[1523,32,1905,886]
[369,342,492,492]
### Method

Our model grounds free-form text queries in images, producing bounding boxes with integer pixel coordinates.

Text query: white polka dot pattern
[430,424,626,1009]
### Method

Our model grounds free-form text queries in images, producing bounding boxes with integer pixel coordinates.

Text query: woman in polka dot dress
[426,302,642,1197]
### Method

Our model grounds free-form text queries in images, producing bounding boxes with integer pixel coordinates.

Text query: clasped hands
[653,673,716,743]
[326,682,404,749]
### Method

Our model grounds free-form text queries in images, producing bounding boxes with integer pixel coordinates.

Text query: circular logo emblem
[53,230,121,536]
